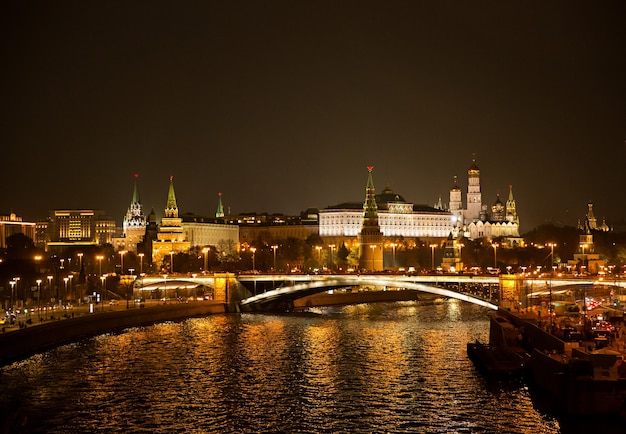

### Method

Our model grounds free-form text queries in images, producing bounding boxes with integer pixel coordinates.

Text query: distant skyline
[2,2,625,231]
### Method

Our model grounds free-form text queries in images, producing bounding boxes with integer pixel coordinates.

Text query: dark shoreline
[0,302,228,366]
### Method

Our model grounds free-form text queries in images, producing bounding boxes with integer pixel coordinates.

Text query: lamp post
[13,277,20,312]
[315,246,322,265]
[390,243,397,269]
[250,247,256,271]
[96,255,104,276]
[119,250,127,275]
[202,247,209,272]
[68,274,73,303]
[329,244,336,271]
[430,244,437,271]
[138,252,145,275]
[77,252,83,271]
[47,275,53,317]
[36,279,42,319]
[163,274,168,303]
[63,277,68,307]
[100,275,106,311]
[546,242,556,273]
[369,244,376,271]
[9,280,16,312]
[169,251,175,274]
[271,245,278,271]
[127,268,135,309]
[492,243,498,269]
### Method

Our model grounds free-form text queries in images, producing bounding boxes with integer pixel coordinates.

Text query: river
[0,300,619,433]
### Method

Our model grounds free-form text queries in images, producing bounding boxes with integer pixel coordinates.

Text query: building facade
[37,209,116,252]
[0,213,36,248]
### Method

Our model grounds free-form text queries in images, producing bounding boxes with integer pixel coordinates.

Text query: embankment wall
[0,303,227,365]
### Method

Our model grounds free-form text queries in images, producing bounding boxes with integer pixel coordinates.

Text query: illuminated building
[151,176,190,267]
[37,210,116,252]
[0,213,36,248]
[119,173,146,252]
[181,193,240,256]
[446,157,521,242]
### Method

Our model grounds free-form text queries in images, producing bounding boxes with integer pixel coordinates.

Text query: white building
[445,157,521,243]
[320,185,454,239]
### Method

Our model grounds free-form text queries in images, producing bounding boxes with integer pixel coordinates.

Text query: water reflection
[0,301,603,433]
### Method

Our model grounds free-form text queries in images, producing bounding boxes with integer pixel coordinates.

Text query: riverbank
[0,301,227,365]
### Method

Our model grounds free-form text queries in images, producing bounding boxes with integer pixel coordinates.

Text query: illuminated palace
[319,166,452,271]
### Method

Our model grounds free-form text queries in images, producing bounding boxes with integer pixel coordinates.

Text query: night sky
[2,1,625,232]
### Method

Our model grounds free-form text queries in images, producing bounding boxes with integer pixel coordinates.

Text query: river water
[0,300,618,433]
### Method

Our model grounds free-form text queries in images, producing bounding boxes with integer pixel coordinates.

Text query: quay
[0,301,227,365]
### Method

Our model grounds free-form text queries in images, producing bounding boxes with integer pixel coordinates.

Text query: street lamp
[63,277,68,306]
[96,255,104,276]
[546,242,557,272]
[68,274,74,302]
[202,247,210,272]
[169,251,175,274]
[390,243,397,269]
[369,244,376,271]
[329,244,336,271]
[36,279,42,319]
[77,252,83,271]
[100,275,106,311]
[271,245,278,271]
[250,247,257,271]
[47,275,53,315]
[315,246,322,265]
[430,244,437,271]
[163,273,168,303]
[13,277,20,311]
[492,243,498,269]
[119,250,127,275]
[9,280,16,311]
[138,253,145,275]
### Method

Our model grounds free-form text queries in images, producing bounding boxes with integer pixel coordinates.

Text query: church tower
[358,166,384,271]
[122,173,146,253]
[505,184,518,224]
[466,157,482,222]
[449,175,463,228]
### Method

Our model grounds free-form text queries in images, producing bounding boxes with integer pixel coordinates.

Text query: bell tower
[466,156,482,222]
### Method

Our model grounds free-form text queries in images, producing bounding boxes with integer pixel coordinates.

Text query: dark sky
[2,1,625,232]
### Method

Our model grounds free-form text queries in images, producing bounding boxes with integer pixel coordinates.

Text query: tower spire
[216,192,225,218]
[165,175,178,218]
[358,166,383,271]
[363,165,378,220]
[132,173,140,203]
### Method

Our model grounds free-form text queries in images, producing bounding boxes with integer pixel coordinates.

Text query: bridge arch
[240,276,498,311]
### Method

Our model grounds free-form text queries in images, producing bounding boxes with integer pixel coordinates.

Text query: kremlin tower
[122,173,146,253]
[358,166,384,271]
[151,176,190,269]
